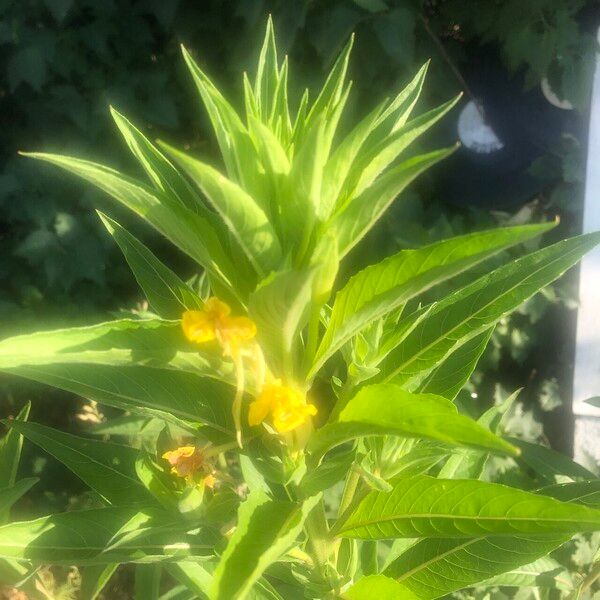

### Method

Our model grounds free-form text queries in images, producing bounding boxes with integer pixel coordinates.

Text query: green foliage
[0,13,598,600]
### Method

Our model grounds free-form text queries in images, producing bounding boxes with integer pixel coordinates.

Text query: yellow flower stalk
[248,381,317,434]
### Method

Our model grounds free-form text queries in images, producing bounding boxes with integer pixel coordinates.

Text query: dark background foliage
[0,0,598,594]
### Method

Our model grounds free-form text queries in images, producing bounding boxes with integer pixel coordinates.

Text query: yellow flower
[248,381,317,433]
[182,297,261,448]
[182,297,256,355]
[162,445,204,479]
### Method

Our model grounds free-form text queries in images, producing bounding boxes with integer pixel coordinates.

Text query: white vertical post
[572,30,600,464]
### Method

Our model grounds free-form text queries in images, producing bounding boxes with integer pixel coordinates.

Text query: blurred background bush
[1,0,598,596]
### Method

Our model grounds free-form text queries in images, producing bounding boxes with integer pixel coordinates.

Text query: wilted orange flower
[182,297,256,356]
[162,445,205,479]
[248,381,317,433]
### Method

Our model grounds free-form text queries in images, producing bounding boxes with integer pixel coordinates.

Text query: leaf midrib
[342,511,600,532]
[382,243,585,383]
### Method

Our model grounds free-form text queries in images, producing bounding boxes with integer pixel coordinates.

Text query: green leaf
[0,318,226,376]
[375,231,600,387]
[340,475,600,539]
[0,507,211,565]
[249,268,316,376]
[304,34,354,133]
[509,437,597,481]
[0,319,234,436]
[80,564,119,600]
[167,562,212,599]
[4,420,154,506]
[331,147,457,260]
[254,16,280,123]
[584,397,600,408]
[99,213,203,319]
[299,447,356,498]
[180,46,264,207]
[351,95,461,199]
[372,61,429,135]
[478,556,572,590]
[343,575,420,599]
[110,107,199,212]
[135,454,178,511]
[418,327,493,400]
[159,141,282,276]
[282,116,327,246]
[0,479,38,518]
[135,564,162,600]
[387,536,569,598]
[321,100,386,218]
[536,480,600,507]
[211,492,320,600]
[20,152,238,295]
[438,389,521,480]
[311,223,553,377]
[0,402,30,521]
[383,480,600,598]
[308,385,517,459]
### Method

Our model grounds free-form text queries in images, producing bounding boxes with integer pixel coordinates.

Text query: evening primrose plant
[1,17,600,600]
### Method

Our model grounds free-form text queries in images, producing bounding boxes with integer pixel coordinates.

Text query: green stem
[338,464,360,518]
[330,466,369,538]
[305,498,332,575]
[304,306,321,373]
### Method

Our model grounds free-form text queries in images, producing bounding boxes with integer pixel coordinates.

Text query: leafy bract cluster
[0,18,599,600]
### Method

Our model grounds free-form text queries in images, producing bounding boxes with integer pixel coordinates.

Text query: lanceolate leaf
[80,564,119,600]
[339,475,600,539]
[20,152,239,295]
[0,508,211,565]
[159,141,282,276]
[311,223,553,377]
[509,437,597,481]
[0,319,235,434]
[0,402,30,522]
[331,147,457,260]
[342,575,420,599]
[477,557,572,590]
[5,420,155,507]
[0,479,38,519]
[350,95,462,199]
[418,327,494,400]
[181,45,265,207]
[537,480,600,506]
[110,107,199,211]
[386,536,569,599]
[0,318,230,379]
[304,34,354,133]
[437,390,520,480]
[135,564,162,600]
[99,213,203,319]
[249,268,316,376]
[254,16,280,124]
[308,385,517,459]
[3,364,233,437]
[211,492,320,600]
[384,481,600,598]
[375,232,600,387]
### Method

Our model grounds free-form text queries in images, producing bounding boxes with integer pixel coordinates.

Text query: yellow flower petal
[248,382,317,433]
[248,396,272,426]
[182,311,216,343]
[204,297,231,319]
